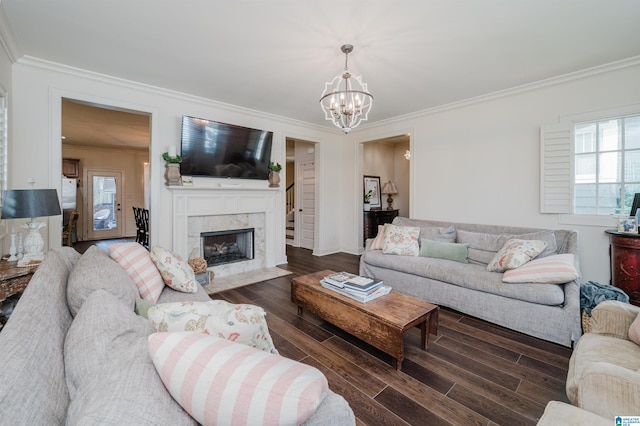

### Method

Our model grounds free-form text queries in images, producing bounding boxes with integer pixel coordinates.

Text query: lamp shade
[1,189,62,219]
[381,181,398,195]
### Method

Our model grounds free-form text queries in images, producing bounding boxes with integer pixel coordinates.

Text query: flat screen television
[179,116,273,180]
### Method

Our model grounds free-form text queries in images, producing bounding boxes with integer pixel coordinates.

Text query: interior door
[85,170,123,240]
[299,161,315,250]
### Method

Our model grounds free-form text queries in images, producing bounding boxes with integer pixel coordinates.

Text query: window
[574,116,640,215]
[540,105,640,219]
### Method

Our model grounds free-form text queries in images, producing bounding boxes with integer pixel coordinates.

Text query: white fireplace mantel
[169,186,280,276]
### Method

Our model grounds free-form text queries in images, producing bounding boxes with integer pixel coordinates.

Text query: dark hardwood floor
[216,246,572,426]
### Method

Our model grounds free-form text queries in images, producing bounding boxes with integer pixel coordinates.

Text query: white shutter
[0,93,5,205]
[540,123,572,213]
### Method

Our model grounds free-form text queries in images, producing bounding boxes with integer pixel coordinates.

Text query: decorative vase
[364,202,371,211]
[164,162,181,186]
[268,171,280,188]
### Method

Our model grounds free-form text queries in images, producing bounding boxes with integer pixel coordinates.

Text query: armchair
[566,300,640,419]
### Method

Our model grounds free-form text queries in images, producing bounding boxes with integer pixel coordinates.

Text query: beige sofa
[0,246,354,425]
[566,300,640,418]
[537,300,640,424]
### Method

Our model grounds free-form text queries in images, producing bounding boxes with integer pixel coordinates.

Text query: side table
[0,260,37,303]
[605,230,640,306]
[362,209,399,246]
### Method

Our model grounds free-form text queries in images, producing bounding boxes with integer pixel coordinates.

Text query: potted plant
[162,151,182,186]
[268,161,282,188]
[364,189,373,211]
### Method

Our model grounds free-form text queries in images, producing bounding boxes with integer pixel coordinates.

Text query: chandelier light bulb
[319,44,373,134]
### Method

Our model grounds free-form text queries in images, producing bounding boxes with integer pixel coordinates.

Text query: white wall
[8,58,346,262]
[350,61,640,283]
[6,54,640,284]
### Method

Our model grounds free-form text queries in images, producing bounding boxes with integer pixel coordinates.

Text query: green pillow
[135,297,155,318]
[420,239,468,263]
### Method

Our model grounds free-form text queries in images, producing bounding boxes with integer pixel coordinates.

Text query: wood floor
[215,246,572,426]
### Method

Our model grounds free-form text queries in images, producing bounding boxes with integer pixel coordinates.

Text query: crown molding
[0,4,21,62]
[358,55,640,132]
[15,55,332,134]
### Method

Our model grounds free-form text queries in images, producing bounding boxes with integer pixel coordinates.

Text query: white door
[298,161,315,250]
[86,170,123,240]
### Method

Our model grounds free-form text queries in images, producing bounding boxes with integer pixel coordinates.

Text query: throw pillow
[109,242,165,303]
[150,246,198,294]
[147,300,278,354]
[419,225,457,243]
[67,245,138,317]
[486,239,548,272]
[629,313,640,345]
[135,297,155,319]
[419,239,468,263]
[382,224,420,256]
[148,332,328,426]
[502,253,580,284]
[370,225,385,250]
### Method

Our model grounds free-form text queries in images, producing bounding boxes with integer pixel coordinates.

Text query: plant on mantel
[162,152,182,163]
[268,161,282,172]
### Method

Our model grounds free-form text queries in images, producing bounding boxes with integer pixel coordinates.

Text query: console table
[605,229,640,306]
[0,261,37,302]
[363,209,399,246]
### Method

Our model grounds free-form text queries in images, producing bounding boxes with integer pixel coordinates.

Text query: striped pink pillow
[109,242,164,302]
[148,332,328,425]
[502,253,579,284]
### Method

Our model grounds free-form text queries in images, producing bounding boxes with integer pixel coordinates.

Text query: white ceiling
[3,1,640,135]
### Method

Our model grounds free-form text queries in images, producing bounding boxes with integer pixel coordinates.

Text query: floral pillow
[149,246,198,293]
[382,224,420,256]
[486,239,547,272]
[147,300,278,354]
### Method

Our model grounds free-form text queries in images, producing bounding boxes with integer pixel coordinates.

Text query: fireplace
[201,228,255,267]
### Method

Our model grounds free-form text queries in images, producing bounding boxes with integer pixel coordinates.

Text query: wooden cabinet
[606,230,640,306]
[62,158,80,178]
[363,209,399,246]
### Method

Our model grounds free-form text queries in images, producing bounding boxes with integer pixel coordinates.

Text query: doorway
[61,98,151,243]
[361,134,411,245]
[285,138,317,250]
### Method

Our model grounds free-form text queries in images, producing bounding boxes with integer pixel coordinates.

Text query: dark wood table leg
[297,306,303,316]
[421,320,427,350]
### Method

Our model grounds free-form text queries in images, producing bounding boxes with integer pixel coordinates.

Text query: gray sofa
[360,217,582,347]
[0,246,354,425]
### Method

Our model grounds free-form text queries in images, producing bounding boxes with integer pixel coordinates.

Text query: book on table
[320,280,392,303]
[324,272,383,292]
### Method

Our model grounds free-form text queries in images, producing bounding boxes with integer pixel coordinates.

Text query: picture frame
[364,175,382,209]
[618,216,638,234]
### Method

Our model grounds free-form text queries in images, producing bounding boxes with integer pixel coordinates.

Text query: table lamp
[381,181,398,210]
[1,188,61,266]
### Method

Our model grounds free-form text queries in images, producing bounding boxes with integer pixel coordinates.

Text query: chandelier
[319,44,373,134]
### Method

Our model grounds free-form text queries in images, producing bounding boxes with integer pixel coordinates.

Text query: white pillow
[109,242,164,303]
[502,253,580,284]
[148,332,328,426]
[382,224,420,256]
[150,246,198,293]
[487,239,547,272]
[148,300,278,354]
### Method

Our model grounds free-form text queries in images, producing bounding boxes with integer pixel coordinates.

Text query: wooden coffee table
[291,270,438,370]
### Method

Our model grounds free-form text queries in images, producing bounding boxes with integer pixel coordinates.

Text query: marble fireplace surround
[170,187,278,278]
